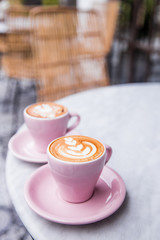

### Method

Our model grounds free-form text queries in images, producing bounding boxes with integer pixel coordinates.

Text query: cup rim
[47,135,106,165]
[24,102,69,121]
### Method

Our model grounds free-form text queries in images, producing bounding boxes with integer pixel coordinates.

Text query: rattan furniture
[30,3,119,101]
[2,5,36,80]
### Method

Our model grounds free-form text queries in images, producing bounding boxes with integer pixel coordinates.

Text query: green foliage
[144,0,154,14]
[42,0,59,5]
[119,1,132,29]
[119,0,156,37]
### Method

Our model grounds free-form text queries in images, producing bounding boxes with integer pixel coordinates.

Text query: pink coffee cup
[24,103,80,153]
[47,135,112,203]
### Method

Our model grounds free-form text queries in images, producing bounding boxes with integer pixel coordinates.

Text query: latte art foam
[26,102,67,118]
[49,136,105,162]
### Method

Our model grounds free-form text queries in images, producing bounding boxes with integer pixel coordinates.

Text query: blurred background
[0,0,160,239]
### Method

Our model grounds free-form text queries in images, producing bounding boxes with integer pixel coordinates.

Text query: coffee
[49,135,105,162]
[26,102,67,119]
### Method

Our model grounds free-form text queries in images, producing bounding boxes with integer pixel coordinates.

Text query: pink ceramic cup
[24,105,80,153]
[47,137,112,203]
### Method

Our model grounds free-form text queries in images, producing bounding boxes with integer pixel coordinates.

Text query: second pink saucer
[8,128,80,163]
[8,129,47,163]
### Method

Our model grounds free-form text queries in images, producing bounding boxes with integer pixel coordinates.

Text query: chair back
[93,0,119,54]
[30,7,110,101]
[2,5,36,80]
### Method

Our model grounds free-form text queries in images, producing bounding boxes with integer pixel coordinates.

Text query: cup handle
[66,113,81,134]
[105,144,112,164]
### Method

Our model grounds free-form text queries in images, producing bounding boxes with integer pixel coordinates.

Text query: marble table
[6,83,160,240]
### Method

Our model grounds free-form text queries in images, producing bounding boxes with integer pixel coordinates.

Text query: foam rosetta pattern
[49,136,104,162]
[26,102,67,118]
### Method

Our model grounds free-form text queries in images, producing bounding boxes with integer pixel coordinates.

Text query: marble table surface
[6,83,160,240]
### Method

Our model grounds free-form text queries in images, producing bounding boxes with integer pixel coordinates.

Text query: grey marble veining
[0,75,36,240]
[6,83,160,240]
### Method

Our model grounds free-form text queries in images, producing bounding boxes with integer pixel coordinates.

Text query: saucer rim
[24,164,126,225]
[8,129,47,163]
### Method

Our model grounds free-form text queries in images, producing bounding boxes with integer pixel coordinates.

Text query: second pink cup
[24,103,80,153]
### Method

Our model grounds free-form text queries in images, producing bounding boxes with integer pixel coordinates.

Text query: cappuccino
[26,102,67,119]
[49,135,105,162]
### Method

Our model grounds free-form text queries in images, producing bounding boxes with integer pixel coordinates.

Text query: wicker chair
[2,5,36,80]
[93,0,120,54]
[0,33,7,53]
[30,4,119,102]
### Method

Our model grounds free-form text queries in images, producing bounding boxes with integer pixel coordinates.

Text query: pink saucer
[8,129,47,163]
[8,128,81,163]
[24,164,126,225]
